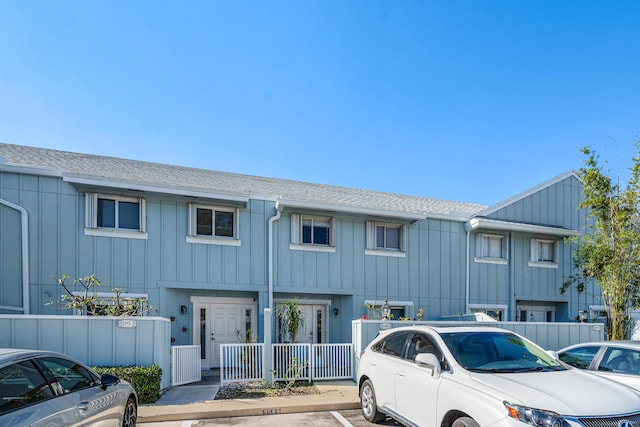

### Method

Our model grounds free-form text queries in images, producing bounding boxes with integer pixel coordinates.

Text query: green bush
[93,364,162,404]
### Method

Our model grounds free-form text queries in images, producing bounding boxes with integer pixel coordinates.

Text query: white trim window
[290,213,336,252]
[529,238,558,268]
[85,193,147,239]
[363,300,414,320]
[475,233,508,264]
[187,204,240,246]
[71,291,150,316]
[469,304,507,321]
[365,221,406,257]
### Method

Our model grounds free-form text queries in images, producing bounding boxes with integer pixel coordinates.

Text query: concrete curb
[138,382,360,423]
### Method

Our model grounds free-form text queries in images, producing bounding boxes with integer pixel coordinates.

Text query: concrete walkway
[138,374,360,423]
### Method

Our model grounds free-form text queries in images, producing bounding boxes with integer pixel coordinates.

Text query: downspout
[268,201,282,311]
[465,226,470,314]
[0,199,29,314]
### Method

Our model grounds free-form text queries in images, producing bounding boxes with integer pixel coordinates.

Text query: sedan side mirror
[100,373,121,390]
[415,353,442,377]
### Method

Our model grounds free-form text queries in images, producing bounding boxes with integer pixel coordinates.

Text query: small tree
[277,300,305,343]
[49,275,154,316]
[562,146,640,340]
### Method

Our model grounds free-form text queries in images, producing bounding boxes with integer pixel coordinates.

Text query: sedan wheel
[122,396,137,427]
[452,416,480,427]
[360,379,385,423]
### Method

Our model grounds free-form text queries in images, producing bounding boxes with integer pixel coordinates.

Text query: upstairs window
[290,213,335,252]
[529,238,558,268]
[187,204,240,246]
[475,233,508,264]
[85,193,146,239]
[366,221,406,257]
[303,217,330,245]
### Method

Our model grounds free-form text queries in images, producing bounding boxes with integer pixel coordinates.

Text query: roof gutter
[276,198,426,221]
[465,217,581,237]
[63,174,249,204]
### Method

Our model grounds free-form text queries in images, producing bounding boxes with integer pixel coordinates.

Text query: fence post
[264,308,273,383]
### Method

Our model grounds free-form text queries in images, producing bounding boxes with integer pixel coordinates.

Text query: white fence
[171,345,201,386]
[220,343,352,385]
[0,315,172,390]
[311,344,352,380]
[220,343,265,386]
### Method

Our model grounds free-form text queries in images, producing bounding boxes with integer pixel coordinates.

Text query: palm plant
[277,299,305,343]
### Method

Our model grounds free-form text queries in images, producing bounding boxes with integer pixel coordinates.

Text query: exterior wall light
[382,300,391,320]
[578,310,588,323]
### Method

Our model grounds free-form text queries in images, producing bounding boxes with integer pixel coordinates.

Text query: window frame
[528,238,559,268]
[469,304,507,321]
[365,221,406,257]
[364,300,414,320]
[186,203,241,246]
[474,233,508,264]
[70,291,150,316]
[85,192,147,239]
[290,213,336,252]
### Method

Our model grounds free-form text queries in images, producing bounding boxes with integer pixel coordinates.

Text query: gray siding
[468,175,601,321]
[1,165,602,345]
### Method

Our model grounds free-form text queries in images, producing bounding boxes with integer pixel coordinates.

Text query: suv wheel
[360,379,385,423]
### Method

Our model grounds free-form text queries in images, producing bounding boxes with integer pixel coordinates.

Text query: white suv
[357,325,640,427]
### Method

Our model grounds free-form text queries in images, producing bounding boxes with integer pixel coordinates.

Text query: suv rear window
[373,332,409,357]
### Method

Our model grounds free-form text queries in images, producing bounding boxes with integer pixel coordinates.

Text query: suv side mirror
[100,373,121,390]
[415,353,442,377]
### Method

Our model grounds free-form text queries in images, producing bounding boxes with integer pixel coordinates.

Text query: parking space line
[330,411,354,427]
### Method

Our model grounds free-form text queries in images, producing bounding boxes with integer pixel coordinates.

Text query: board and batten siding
[273,212,468,320]
[468,174,600,321]
[0,169,272,317]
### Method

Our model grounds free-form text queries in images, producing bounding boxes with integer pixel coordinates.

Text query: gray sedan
[0,348,137,426]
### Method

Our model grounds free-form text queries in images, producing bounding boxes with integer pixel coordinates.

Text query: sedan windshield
[441,331,565,373]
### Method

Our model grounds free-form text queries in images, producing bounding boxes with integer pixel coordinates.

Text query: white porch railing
[220,343,265,386]
[171,345,201,386]
[272,343,311,382]
[311,343,352,380]
[220,343,353,385]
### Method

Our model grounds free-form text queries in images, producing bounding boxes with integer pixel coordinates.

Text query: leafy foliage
[49,275,154,316]
[93,364,162,404]
[277,299,305,343]
[562,146,640,339]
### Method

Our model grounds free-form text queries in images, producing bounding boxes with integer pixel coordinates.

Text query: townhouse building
[0,143,601,368]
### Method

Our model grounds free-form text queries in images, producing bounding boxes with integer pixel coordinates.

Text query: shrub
[93,364,162,404]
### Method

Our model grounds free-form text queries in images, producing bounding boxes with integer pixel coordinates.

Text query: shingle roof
[0,143,486,217]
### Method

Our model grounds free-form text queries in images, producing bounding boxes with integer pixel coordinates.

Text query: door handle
[211,333,215,341]
[398,370,406,377]
[77,401,90,412]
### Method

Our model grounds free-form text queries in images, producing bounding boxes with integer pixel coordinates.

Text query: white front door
[193,298,257,369]
[297,305,326,344]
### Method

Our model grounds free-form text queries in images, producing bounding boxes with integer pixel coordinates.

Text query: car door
[396,332,444,426]
[36,357,121,427]
[368,331,411,415]
[0,358,79,427]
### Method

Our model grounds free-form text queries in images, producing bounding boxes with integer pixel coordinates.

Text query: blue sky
[0,1,638,206]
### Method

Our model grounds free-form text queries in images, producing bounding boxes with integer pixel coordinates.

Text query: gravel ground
[215,381,319,400]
